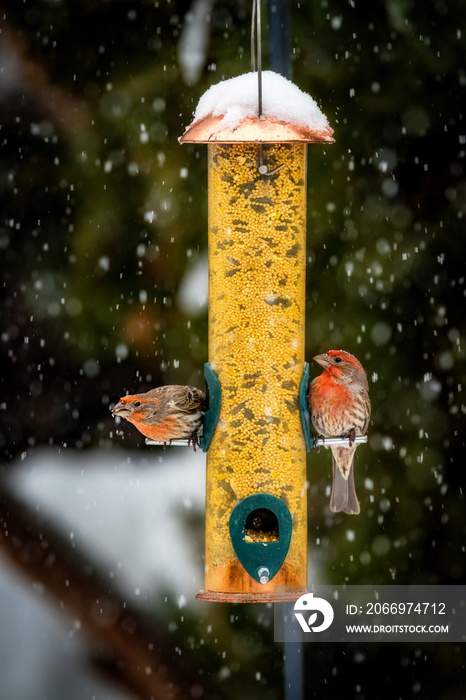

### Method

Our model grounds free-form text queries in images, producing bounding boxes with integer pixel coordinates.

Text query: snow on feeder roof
[180,70,334,144]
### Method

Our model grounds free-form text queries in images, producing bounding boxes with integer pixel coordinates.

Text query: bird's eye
[334,356,342,363]
[134,401,141,407]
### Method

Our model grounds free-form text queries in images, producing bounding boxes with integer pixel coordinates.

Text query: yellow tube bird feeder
[181,71,333,602]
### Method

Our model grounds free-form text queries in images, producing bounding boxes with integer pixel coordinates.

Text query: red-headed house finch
[308,350,371,515]
[111,385,205,450]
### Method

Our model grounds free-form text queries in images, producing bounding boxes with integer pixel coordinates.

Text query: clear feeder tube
[202,141,308,598]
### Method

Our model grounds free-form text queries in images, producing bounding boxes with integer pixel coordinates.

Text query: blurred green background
[1,0,465,698]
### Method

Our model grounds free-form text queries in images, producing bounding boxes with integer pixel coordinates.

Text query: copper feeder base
[196,588,306,603]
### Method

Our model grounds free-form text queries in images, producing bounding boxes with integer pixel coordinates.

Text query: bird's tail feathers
[330,456,360,515]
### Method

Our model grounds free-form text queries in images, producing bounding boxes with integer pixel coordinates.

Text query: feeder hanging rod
[251,1,285,177]
[251,0,263,118]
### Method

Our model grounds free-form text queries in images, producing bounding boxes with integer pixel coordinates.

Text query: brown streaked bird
[112,385,205,451]
[308,350,371,515]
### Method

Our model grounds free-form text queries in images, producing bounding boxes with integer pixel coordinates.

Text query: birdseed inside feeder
[181,70,334,603]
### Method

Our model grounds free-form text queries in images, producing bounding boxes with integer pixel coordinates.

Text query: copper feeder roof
[180,113,335,144]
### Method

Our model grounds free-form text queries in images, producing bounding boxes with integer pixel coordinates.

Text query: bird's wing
[176,386,206,413]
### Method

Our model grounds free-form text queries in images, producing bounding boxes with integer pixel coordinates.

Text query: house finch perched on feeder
[111,385,205,450]
[308,350,371,515]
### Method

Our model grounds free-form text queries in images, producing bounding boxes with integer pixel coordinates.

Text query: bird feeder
[180,70,334,602]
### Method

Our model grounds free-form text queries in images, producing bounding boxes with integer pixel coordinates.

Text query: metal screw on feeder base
[257,567,270,584]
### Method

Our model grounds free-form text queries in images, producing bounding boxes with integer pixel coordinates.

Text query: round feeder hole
[245,508,279,543]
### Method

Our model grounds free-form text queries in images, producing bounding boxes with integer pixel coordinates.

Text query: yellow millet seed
[205,142,308,592]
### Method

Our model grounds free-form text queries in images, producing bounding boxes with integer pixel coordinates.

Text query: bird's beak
[313,353,331,369]
[111,401,130,417]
